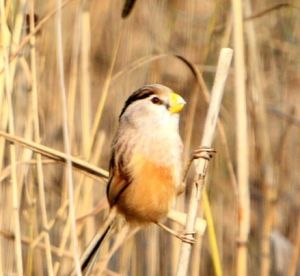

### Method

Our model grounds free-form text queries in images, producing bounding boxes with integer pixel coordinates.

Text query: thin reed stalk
[0,0,23,273]
[244,1,276,275]
[0,2,10,256]
[29,1,54,274]
[8,0,26,82]
[67,2,82,141]
[176,48,233,276]
[90,22,123,148]
[0,229,72,258]
[203,189,223,276]
[231,0,250,275]
[80,8,92,159]
[0,0,77,74]
[54,13,124,273]
[79,6,96,244]
[0,131,108,178]
[55,0,81,274]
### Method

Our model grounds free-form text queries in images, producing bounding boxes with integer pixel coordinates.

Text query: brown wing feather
[106,150,131,207]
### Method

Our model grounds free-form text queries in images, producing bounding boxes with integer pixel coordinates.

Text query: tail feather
[81,224,112,275]
[76,207,117,275]
[121,0,137,18]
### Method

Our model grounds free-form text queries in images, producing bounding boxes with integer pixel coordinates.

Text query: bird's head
[119,84,186,128]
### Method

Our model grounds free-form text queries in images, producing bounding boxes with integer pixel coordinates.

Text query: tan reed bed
[0,1,299,275]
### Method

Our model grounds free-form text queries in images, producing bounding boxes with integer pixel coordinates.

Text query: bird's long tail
[79,207,117,275]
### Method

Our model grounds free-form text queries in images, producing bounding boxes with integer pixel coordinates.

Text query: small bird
[80,84,186,274]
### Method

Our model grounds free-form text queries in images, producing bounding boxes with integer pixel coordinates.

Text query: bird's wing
[106,150,131,206]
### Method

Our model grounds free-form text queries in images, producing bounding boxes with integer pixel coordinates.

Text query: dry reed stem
[1,13,29,274]
[0,159,91,182]
[0,7,106,270]
[111,54,167,82]
[168,210,206,235]
[147,226,158,276]
[0,133,108,273]
[0,2,10,177]
[0,229,73,259]
[47,200,69,229]
[15,97,33,189]
[54,216,73,275]
[0,9,10,274]
[0,0,77,74]
[182,84,199,165]
[269,107,300,126]
[215,2,299,33]
[90,22,123,149]
[0,131,108,178]
[57,168,103,270]
[244,1,276,275]
[231,0,250,275]
[29,1,54,274]
[0,0,25,172]
[55,173,102,273]
[76,198,107,223]
[176,48,233,276]
[176,55,239,196]
[24,168,38,275]
[67,2,82,141]
[8,0,25,81]
[89,131,106,165]
[59,15,123,272]
[79,7,96,245]
[0,1,23,273]
[203,189,223,276]
[190,207,204,276]
[80,9,92,159]
[117,236,135,275]
[55,0,81,274]
[78,131,106,237]
[244,2,299,21]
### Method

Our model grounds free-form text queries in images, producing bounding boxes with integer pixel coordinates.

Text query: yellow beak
[169,92,186,113]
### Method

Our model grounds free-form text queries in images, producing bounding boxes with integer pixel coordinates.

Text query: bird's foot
[175,231,195,244]
[157,222,195,244]
[191,146,216,161]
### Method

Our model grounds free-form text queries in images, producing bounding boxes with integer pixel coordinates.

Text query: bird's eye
[151,97,161,104]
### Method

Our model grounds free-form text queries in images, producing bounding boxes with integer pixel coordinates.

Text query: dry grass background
[0,0,300,275]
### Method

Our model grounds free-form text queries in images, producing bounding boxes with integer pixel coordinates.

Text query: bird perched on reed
[79,84,187,274]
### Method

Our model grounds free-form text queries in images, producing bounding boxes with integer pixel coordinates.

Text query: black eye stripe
[119,88,154,118]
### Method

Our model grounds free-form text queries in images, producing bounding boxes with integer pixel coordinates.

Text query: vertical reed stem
[176,48,233,276]
[29,1,54,274]
[244,1,276,275]
[0,0,23,273]
[55,0,81,274]
[231,0,250,275]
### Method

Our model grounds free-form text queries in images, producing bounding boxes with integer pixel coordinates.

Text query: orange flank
[117,154,176,223]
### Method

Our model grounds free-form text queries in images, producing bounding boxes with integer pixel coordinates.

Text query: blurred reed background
[0,0,300,275]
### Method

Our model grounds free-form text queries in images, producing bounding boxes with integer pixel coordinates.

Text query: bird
[79,84,187,274]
